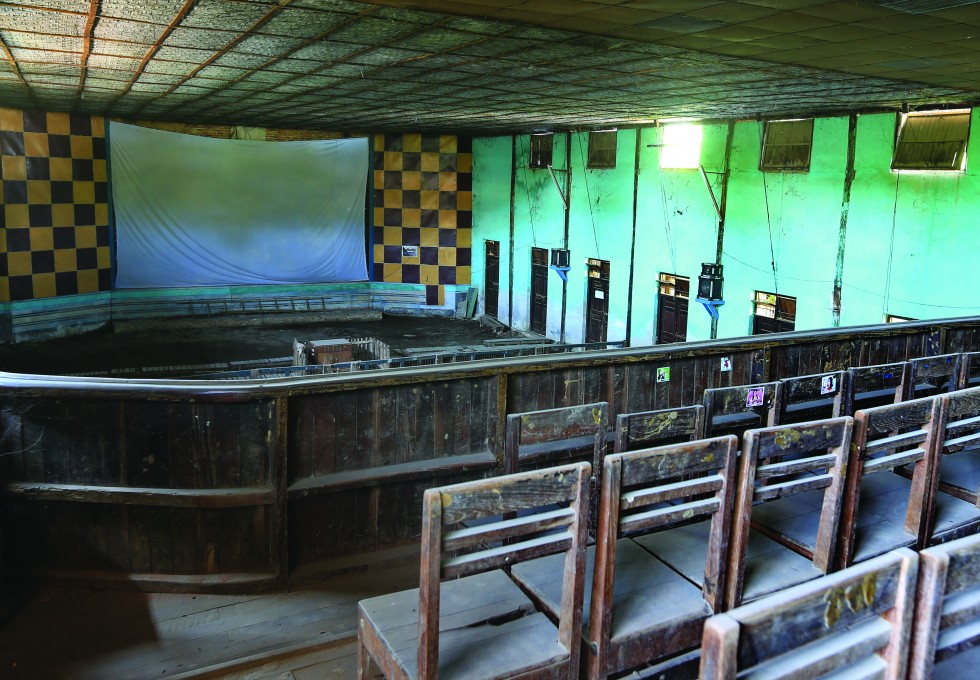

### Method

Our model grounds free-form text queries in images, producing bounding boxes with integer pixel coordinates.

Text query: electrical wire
[575,133,602,259]
[882,171,900,316]
[759,121,779,295]
[518,135,538,246]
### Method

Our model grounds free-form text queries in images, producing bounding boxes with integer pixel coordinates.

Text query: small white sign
[595,290,605,299]
[820,375,838,395]
[720,357,732,372]
[402,246,418,258]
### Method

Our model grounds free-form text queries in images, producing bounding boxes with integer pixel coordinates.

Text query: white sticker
[656,367,670,383]
[595,290,605,299]
[720,357,732,372]
[820,375,838,395]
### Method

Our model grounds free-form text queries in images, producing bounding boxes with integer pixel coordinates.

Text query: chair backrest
[910,532,980,678]
[589,436,737,675]
[702,382,780,440]
[909,353,962,400]
[700,548,918,680]
[940,386,980,458]
[958,351,980,389]
[504,402,608,475]
[418,462,591,680]
[845,362,909,416]
[726,418,852,608]
[775,370,848,424]
[839,396,944,568]
[612,405,705,453]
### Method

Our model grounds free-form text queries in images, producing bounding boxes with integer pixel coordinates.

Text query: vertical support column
[833,114,858,327]
[272,395,289,586]
[711,121,736,340]
[508,136,517,327]
[494,373,509,474]
[560,131,572,343]
[625,128,642,347]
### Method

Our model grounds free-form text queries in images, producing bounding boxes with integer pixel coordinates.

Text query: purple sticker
[746,387,765,407]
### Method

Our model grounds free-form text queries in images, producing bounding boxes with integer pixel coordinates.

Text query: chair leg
[357,631,374,679]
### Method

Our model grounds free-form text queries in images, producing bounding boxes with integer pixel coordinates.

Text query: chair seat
[939,446,980,499]
[634,521,823,603]
[358,569,568,680]
[511,538,709,644]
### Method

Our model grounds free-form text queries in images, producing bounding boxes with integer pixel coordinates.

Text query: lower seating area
[356,382,980,679]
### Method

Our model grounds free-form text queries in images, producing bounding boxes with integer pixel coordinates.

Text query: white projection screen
[110,123,368,288]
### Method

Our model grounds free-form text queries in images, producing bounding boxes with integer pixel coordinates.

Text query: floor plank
[0,564,416,679]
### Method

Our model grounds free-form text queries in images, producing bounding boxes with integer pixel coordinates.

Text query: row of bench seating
[356,379,980,679]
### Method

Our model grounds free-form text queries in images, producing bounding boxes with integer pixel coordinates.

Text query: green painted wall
[473,109,980,345]
[472,137,513,323]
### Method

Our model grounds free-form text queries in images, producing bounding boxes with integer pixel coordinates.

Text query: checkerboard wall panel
[372,133,472,303]
[1,108,110,302]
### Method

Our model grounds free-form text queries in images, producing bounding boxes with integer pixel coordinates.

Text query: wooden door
[530,247,548,334]
[657,274,689,343]
[485,240,499,318]
[586,259,610,343]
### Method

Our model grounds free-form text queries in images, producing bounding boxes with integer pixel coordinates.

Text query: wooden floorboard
[0,564,416,679]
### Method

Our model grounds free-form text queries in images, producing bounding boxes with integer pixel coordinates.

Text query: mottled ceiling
[1,0,979,134]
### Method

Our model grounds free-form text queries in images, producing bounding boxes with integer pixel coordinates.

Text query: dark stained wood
[959,352,980,389]
[845,361,910,416]
[4,318,980,592]
[933,387,980,506]
[612,404,705,452]
[504,402,608,475]
[357,462,591,680]
[909,353,963,400]
[910,533,980,678]
[774,370,848,424]
[702,382,780,440]
[699,548,918,680]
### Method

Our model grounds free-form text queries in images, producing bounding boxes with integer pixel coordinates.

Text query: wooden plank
[4,482,275,506]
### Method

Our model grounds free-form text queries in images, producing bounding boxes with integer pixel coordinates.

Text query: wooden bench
[844,361,909,416]
[935,387,980,507]
[908,353,962,400]
[910,532,980,679]
[612,404,705,453]
[357,462,591,680]
[702,382,779,441]
[700,548,918,679]
[774,370,847,425]
[511,436,738,679]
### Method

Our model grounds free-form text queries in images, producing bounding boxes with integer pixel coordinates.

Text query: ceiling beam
[75,0,101,110]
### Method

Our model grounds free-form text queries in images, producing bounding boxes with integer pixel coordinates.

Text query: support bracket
[547,165,568,210]
[696,297,725,321]
[550,265,570,282]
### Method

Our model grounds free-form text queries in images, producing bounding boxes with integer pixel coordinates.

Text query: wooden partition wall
[2,317,979,593]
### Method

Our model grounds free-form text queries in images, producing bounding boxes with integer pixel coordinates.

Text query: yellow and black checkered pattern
[1,108,111,302]
[372,133,472,302]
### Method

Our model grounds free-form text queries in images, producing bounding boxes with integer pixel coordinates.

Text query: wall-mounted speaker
[551,248,570,268]
[698,262,724,301]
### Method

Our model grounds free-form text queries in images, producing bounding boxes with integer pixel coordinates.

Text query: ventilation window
[885,314,916,323]
[892,109,970,172]
[761,118,814,171]
[660,124,702,169]
[529,133,553,169]
[587,130,617,169]
[753,291,796,335]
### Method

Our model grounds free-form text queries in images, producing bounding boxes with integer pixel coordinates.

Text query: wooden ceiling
[1,0,979,134]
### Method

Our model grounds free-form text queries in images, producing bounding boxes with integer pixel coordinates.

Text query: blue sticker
[884,373,892,379]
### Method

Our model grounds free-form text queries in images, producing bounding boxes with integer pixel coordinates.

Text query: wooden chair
[701,382,780,441]
[844,361,909,416]
[612,404,705,453]
[357,462,591,680]
[510,436,738,680]
[774,370,848,425]
[700,548,918,680]
[909,532,980,679]
[958,351,980,389]
[908,353,962,400]
[839,397,944,567]
[935,386,980,507]
[505,402,609,475]
[634,421,848,615]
